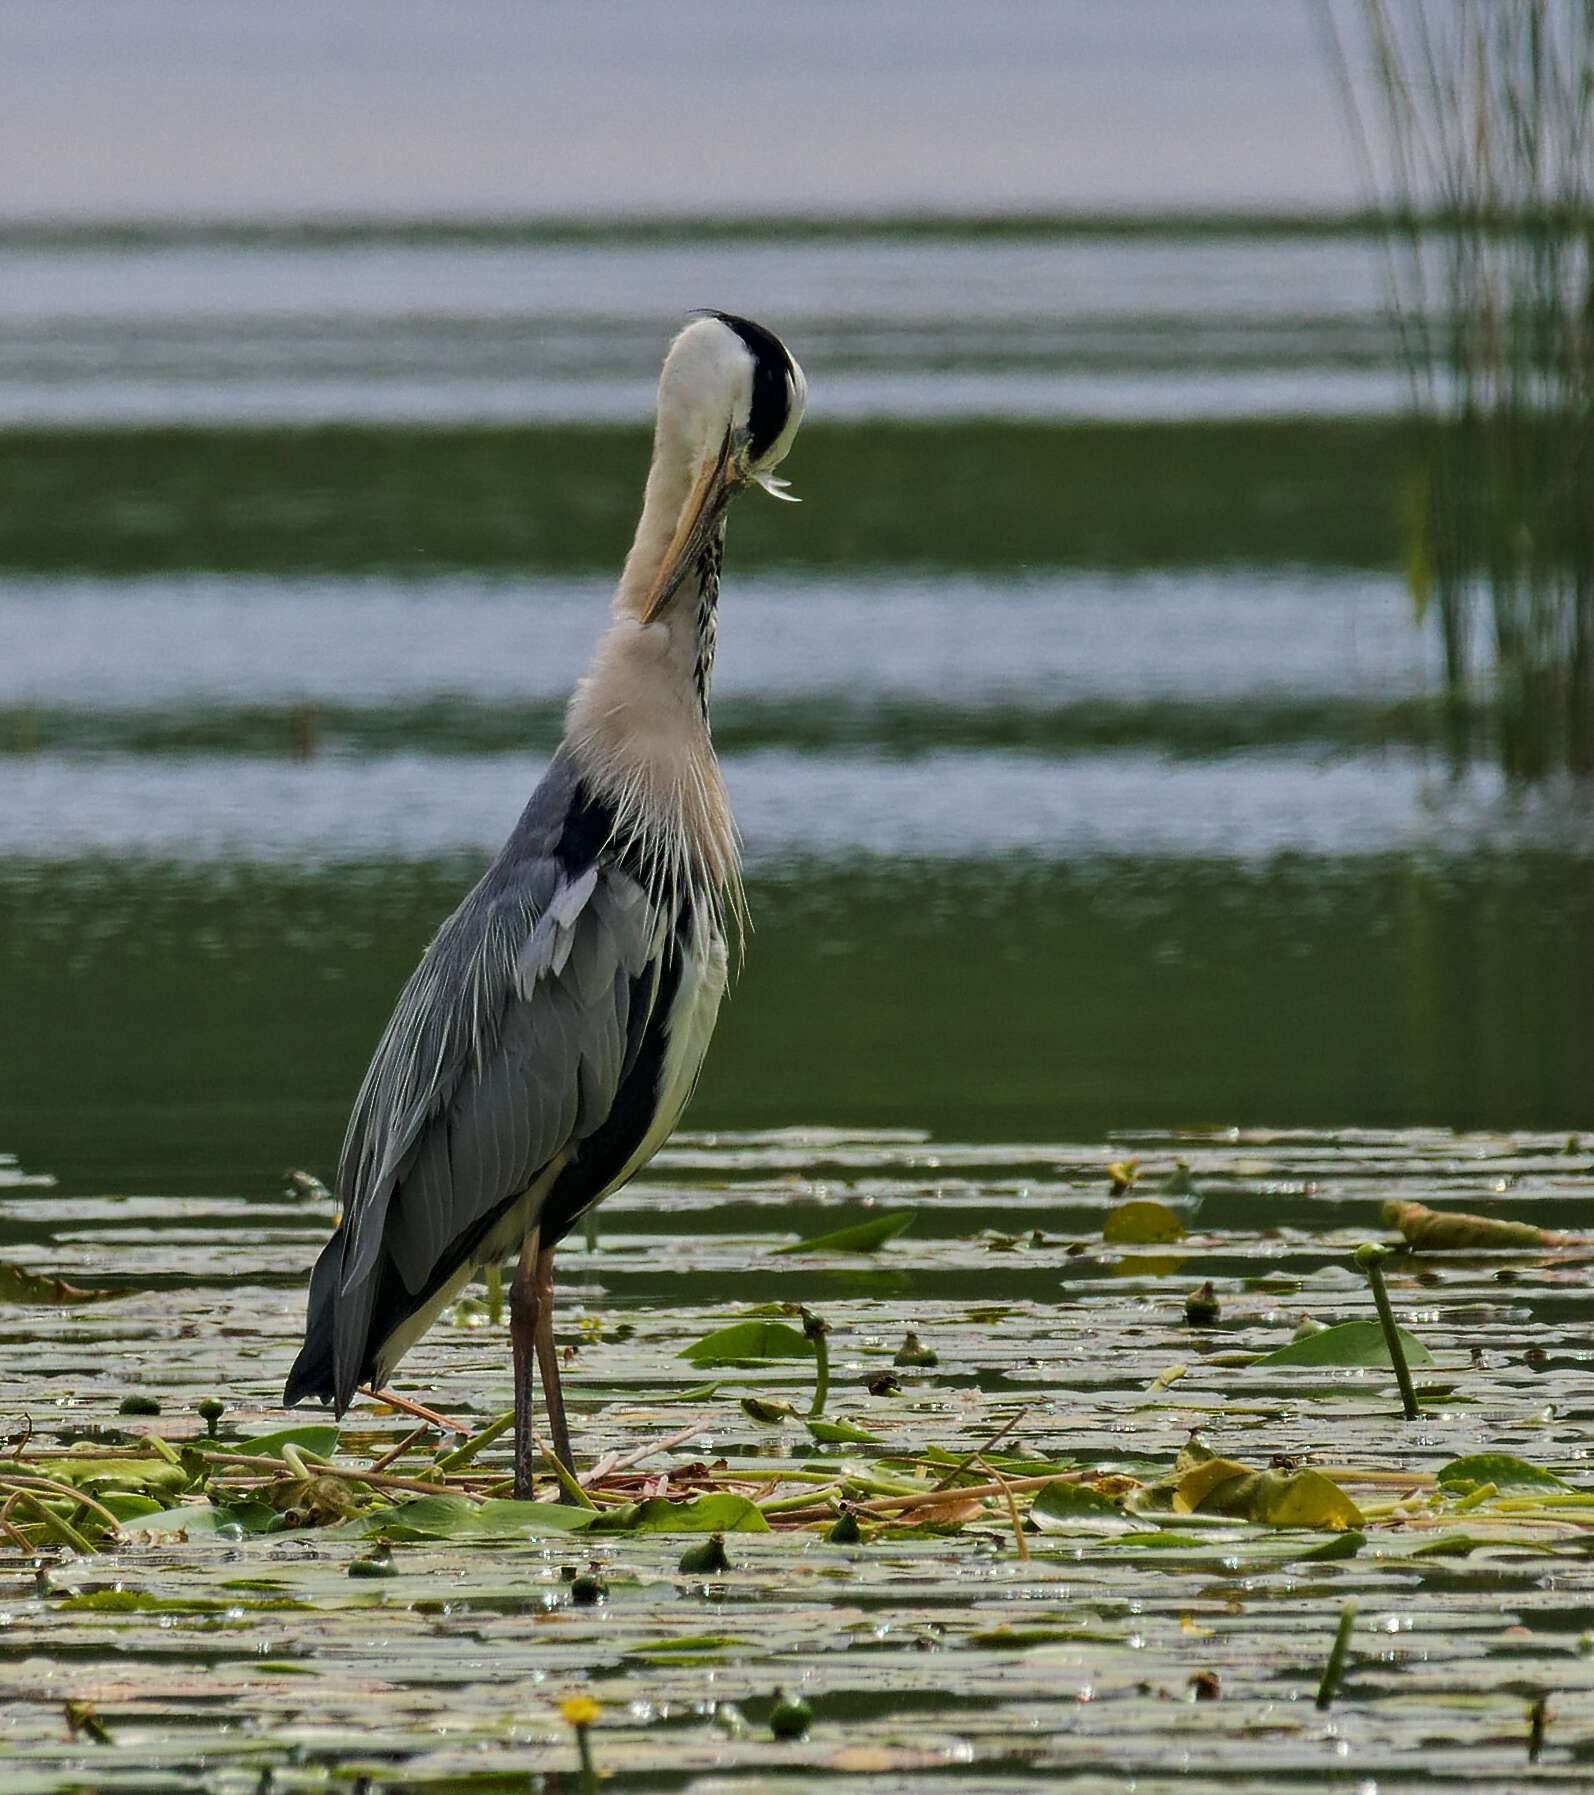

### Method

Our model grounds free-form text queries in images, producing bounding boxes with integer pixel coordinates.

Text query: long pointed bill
[641,429,743,624]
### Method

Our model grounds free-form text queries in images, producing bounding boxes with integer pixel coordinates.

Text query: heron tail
[282,1226,345,1409]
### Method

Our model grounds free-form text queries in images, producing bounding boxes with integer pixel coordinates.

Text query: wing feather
[320,755,672,1402]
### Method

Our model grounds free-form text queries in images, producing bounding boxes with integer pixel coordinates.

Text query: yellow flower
[559,1694,601,1728]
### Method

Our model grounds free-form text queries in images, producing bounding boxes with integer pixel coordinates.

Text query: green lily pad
[586,1493,770,1534]
[1251,1320,1435,1368]
[1029,1480,1128,1531]
[232,1424,341,1461]
[339,1494,591,1539]
[806,1417,881,1444]
[772,1211,914,1255]
[678,1319,816,1366]
[626,1634,751,1660]
[1437,1454,1571,1495]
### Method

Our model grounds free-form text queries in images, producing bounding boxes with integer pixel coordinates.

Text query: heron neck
[562,505,737,910]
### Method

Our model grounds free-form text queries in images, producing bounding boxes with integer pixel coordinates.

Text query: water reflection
[2,856,1589,1198]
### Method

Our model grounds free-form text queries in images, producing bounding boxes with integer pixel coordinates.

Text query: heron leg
[533,1244,575,1482]
[508,1224,542,1500]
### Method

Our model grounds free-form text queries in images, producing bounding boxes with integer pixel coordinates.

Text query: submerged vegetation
[1323,0,1594,775]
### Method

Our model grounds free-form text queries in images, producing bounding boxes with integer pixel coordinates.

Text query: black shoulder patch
[711,311,792,461]
[555,778,617,872]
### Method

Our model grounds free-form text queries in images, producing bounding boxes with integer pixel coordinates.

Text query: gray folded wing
[327,847,663,1403]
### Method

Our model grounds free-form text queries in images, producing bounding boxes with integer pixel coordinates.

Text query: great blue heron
[284,313,806,1497]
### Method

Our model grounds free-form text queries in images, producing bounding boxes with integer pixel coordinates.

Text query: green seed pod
[826,1510,863,1545]
[1184,1282,1221,1328]
[348,1544,396,1580]
[118,1394,161,1417]
[570,1572,608,1605]
[769,1688,812,1739]
[678,1532,730,1574]
[893,1330,939,1367]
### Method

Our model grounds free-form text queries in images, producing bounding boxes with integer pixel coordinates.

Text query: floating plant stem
[432,1408,515,1474]
[367,1423,431,1475]
[484,1262,503,1327]
[543,1448,597,1510]
[1316,1601,1356,1709]
[1528,1691,1548,1763]
[976,1455,1029,1561]
[802,1308,831,1417]
[1354,1243,1419,1419]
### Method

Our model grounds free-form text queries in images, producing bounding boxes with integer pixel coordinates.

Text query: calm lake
[6,29,1594,1788]
[2,218,1592,1199]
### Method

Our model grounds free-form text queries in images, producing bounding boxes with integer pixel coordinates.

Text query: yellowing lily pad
[1103,1199,1186,1244]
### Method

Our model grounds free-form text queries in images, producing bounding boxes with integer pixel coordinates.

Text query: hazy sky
[1,1,1357,219]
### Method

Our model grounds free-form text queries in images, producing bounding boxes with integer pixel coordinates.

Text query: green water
[3,856,1591,1201]
[0,419,1411,575]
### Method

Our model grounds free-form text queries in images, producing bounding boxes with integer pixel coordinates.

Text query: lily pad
[338,1494,591,1538]
[1252,1320,1435,1368]
[1029,1479,1129,1531]
[233,1424,341,1461]
[771,1212,914,1255]
[586,1493,770,1534]
[1103,1199,1186,1244]
[0,1259,124,1304]
[1195,1467,1364,1530]
[679,1319,816,1366]
[1436,1454,1571,1495]
[806,1417,881,1444]
[1382,1199,1571,1250]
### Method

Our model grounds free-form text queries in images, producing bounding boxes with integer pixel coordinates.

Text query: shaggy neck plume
[562,467,740,929]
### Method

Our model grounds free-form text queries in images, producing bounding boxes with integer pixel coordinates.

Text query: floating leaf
[1103,1199,1186,1245]
[1139,1439,1364,1531]
[1195,1468,1364,1530]
[1158,1453,1253,1512]
[1437,1454,1571,1495]
[339,1494,591,1538]
[806,1417,880,1444]
[740,1396,794,1424]
[627,1634,750,1660]
[678,1320,816,1366]
[188,1496,280,1536]
[1252,1320,1435,1369]
[771,1212,914,1255]
[1029,1480,1128,1531]
[587,1493,770,1534]
[95,1491,169,1521]
[1296,1528,1366,1561]
[1381,1199,1572,1251]
[1,1455,191,1498]
[233,1425,341,1461]
[0,1260,123,1305]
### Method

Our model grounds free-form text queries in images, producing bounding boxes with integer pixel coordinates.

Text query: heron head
[641,312,806,622]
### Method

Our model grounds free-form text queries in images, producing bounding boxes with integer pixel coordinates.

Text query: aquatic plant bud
[1184,1282,1221,1328]
[570,1571,608,1605]
[769,1687,812,1738]
[893,1329,939,1367]
[678,1532,730,1574]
